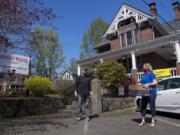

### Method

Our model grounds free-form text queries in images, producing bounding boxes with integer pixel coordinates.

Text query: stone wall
[102,97,135,112]
[0,97,64,118]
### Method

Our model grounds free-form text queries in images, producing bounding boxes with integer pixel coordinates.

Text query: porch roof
[77,32,180,66]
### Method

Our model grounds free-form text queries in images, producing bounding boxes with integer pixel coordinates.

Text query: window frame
[167,78,180,90]
[120,28,140,48]
[126,30,133,46]
[157,79,170,91]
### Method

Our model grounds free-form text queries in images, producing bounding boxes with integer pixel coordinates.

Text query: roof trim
[93,40,111,49]
[104,3,153,37]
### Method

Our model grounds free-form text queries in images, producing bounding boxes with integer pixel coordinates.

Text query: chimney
[172,2,180,20]
[149,2,157,17]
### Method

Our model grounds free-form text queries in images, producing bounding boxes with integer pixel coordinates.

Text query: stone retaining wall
[0,97,64,118]
[102,97,135,112]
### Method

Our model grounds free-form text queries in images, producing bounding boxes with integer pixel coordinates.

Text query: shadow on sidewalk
[132,117,153,124]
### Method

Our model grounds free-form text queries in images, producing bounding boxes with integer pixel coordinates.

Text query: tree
[68,58,78,74]
[80,18,109,59]
[0,0,56,52]
[29,27,64,80]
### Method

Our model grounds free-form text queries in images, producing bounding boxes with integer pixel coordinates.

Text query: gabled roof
[104,3,153,37]
[60,68,72,76]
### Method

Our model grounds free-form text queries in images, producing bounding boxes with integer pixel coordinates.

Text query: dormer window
[120,28,140,48]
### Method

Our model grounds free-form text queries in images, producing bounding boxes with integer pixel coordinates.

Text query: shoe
[150,119,156,127]
[86,117,90,121]
[139,119,146,126]
[77,117,81,121]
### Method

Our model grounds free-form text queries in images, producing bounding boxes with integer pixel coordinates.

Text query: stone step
[58,109,77,116]
[66,105,78,110]
[72,101,78,106]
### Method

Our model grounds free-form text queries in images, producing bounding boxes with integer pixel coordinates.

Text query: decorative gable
[104,4,153,37]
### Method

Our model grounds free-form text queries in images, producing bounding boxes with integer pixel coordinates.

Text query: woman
[139,63,157,126]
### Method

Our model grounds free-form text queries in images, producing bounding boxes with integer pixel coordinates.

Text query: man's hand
[74,90,78,97]
[90,91,92,97]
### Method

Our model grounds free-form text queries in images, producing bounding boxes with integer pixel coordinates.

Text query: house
[77,2,180,80]
[60,69,74,80]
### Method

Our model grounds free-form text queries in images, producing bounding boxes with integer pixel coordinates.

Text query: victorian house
[77,2,180,79]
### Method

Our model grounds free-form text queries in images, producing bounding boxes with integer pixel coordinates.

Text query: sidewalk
[0,108,180,135]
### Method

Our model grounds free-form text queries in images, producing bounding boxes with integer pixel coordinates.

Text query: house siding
[140,26,154,42]
[111,37,121,50]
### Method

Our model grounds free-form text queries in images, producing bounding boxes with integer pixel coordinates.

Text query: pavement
[0,108,180,135]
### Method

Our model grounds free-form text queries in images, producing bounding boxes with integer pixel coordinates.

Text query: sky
[44,0,178,64]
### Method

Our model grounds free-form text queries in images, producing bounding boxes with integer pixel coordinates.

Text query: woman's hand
[143,84,149,89]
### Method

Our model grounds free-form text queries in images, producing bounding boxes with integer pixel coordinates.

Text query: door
[156,79,170,110]
[156,78,180,113]
[166,78,180,112]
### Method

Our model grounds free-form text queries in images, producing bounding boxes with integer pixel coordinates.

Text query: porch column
[174,41,180,75]
[131,51,137,70]
[99,58,104,64]
[130,52,138,82]
[77,64,81,76]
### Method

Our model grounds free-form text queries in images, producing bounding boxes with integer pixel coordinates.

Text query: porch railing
[127,67,177,81]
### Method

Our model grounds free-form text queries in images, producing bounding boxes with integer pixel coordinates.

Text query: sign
[153,68,170,78]
[0,54,30,75]
[128,84,150,96]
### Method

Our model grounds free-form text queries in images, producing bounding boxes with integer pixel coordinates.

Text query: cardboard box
[128,84,150,96]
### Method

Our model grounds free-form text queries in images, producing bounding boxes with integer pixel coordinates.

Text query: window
[134,29,140,43]
[120,28,140,48]
[157,79,169,91]
[167,78,180,89]
[120,33,126,48]
[126,31,133,46]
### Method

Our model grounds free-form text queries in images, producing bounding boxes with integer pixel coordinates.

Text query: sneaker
[77,117,81,121]
[86,117,90,121]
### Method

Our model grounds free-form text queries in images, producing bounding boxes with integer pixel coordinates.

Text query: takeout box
[128,84,150,96]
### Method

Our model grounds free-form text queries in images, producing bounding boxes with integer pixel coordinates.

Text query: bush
[25,77,52,97]
[95,61,125,90]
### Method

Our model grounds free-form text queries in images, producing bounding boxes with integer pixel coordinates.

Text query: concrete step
[66,105,78,110]
[58,109,77,117]
[72,101,78,106]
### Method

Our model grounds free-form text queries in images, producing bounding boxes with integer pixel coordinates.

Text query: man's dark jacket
[75,75,91,96]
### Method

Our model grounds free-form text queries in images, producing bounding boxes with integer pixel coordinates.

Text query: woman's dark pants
[141,93,156,118]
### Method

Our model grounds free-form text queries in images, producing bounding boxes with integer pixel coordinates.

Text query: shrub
[95,61,125,90]
[25,77,52,97]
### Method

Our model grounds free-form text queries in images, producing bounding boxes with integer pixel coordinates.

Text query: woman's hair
[143,63,153,71]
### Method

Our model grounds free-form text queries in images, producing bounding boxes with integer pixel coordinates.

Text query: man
[75,68,92,121]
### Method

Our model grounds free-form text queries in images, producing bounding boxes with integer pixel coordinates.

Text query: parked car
[135,76,180,114]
